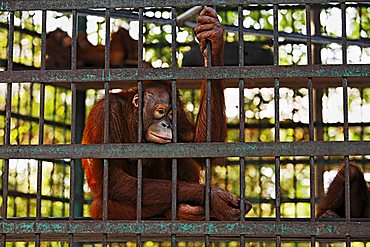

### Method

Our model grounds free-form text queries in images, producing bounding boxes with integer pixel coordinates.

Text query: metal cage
[0,0,370,246]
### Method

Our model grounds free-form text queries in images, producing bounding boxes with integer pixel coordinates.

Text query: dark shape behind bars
[183,41,273,67]
[45,28,150,69]
[81,7,252,221]
[317,162,370,218]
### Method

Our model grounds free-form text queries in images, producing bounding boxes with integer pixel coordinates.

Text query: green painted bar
[0,141,369,159]
[0,65,369,83]
[1,221,370,238]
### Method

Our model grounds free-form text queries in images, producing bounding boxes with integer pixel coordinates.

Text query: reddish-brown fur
[82,7,251,221]
[317,162,370,218]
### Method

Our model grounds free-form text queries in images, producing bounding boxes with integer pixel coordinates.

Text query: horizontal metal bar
[0,0,365,11]
[0,141,369,159]
[0,65,369,84]
[1,220,370,238]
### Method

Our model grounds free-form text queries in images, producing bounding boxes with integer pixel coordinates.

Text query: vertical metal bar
[171,7,178,246]
[205,59,211,223]
[102,9,111,246]
[346,235,351,247]
[27,83,34,216]
[74,91,86,218]
[306,3,315,221]
[204,21,212,224]
[50,87,58,216]
[136,235,142,247]
[312,5,324,200]
[69,9,78,247]
[238,4,246,222]
[36,9,47,221]
[68,233,74,247]
[171,7,177,70]
[273,4,279,67]
[35,233,40,247]
[137,7,144,234]
[274,77,281,219]
[1,235,6,247]
[273,4,281,222]
[70,8,78,216]
[138,8,144,71]
[34,9,47,246]
[171,7,178,225]
[360,89,365,170]
[341,2,350,222]
[205,8,213,247]
[74,16,88,219]
[2,10,14,231]
[343,75,350,220]
[306,4,313,67]
[310,236,315,247]
[276,235,281,247]
[341,3,348,66]
[105,9,111,72]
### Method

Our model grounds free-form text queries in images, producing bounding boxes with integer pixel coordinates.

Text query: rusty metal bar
[2,0,367,10]
[101,8,111,246]
[306,4,313,67]
[136,235,142,247]
[68,9,79,247]
[1,65,370,83]
[136,15,144,247]
[1,141,369,159]
[273,4,279,67]
[170,4,177,242]
[36,10,47,222]
[340,2,351,223]
[205,9,213,246]
[70,10,78,233]
[276,235,281,247]
[341,3,348,66]
[346,235,351,247]
[238,4,246,222]
[306,3,315,221]
[238,6,246,247]
[105,9,111,71]
[170,7,178,224]
[2,14,14,241]
[204,6,213,226]
[273,4,281,222]
[310,236,315,247]
[343,77,350,221]
[68,233,73,247]
[1,221,370,237]
[35,232,40,247]
[205,56,212,221]
[102,8,111,226]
